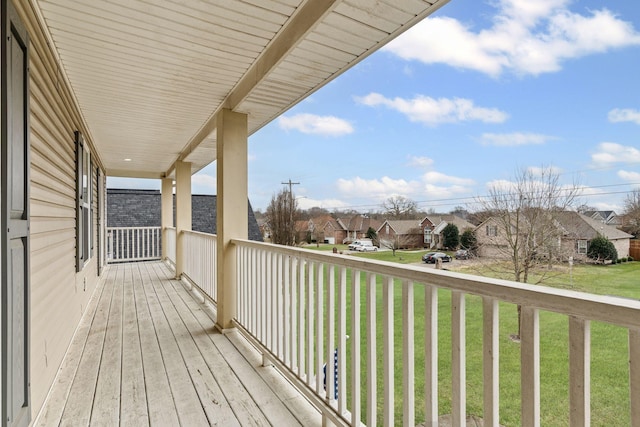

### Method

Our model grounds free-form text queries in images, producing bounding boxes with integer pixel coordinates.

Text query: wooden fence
[631,240,640,260]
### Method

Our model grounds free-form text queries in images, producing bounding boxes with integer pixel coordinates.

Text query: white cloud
[336,171,474,202]
[527,165,563,177]
[480,132,556,146]
[422,171,475,186]
[618,170,640,182]
[608,108,640,125]
[383,0,640,77]
[278,113,354,136]
[355,93,508,126]
[297,197,348,210]
[591,142,640,166]
[407,155,434,168]
[337,176,418,200]
[192,174,216,192]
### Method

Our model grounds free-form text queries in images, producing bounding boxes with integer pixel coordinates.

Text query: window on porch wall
[76,131,92,271]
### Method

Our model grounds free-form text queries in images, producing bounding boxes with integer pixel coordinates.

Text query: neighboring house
[294,215,333,244]
[555,211,632,260]
[420,215,476,249]
[476,211,632,260]
[583,210,621,227]
[322,218,347,245]
[376,220,423,249]
[107,189,263,241]
[340,215,382,243]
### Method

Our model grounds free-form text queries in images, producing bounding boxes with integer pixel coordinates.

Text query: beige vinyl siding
[14,0,105,418]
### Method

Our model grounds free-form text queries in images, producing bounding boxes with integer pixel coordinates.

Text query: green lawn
[303,246,639,425]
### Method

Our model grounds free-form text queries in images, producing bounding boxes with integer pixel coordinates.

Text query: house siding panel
[14,0,105,419]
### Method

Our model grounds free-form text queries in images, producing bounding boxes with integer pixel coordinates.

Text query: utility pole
[281,179,300,196]
[282,179,300,246]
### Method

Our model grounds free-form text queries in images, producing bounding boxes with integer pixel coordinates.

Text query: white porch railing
[227,239,640,427]
[107,226,161,262]
[181,230,217,303]
[165,227,176,265]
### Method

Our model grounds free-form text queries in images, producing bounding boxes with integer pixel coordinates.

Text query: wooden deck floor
[35,261,320,426]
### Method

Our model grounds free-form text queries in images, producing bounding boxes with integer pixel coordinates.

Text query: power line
[310,182,640,211]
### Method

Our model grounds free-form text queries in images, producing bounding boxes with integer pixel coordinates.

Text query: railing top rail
[107,226,161,230]
[231,238,640,329]
[182,230,218,239]
[165,226,176,230]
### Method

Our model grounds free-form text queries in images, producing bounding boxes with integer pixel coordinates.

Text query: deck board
[35,261,318,426]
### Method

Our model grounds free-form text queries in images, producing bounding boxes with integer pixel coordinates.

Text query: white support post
[569,316,590,427]
[483,297,500,427]
[175,161,191,279]
[161,177,173,261]
[216,109,248,331]
[521,306,540,427]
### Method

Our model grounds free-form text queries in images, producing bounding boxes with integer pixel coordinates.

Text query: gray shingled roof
[556,211,632,241]
[107,189,263,242]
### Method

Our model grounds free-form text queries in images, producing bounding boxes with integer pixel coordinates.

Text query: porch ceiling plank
[171,0,340,174]
[33,0,450,178]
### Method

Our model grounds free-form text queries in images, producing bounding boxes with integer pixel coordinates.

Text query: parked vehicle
[455,249,470,260]
[422,252,452,263]
[356,242,377,252]
[348,239,373,251]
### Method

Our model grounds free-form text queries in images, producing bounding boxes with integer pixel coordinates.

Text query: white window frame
[486,225,498,237]
[577,239,588,254]
[76,131,92,271]
[424,227,432,244]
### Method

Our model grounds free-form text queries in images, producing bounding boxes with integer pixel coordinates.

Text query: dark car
[422,252,452,263]
[455,249,470,260]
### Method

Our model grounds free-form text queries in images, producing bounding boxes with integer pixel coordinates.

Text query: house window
[577,239,588,254]
[76,131,92,271]
[385,224,390,234]
[424,228,432,244]
[486,225,498,237]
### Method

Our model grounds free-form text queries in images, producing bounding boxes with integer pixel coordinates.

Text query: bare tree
[378,228,422,256]
[622,189,640,238]
[474,166,581,338]
[382,196,418,218]
[266,188,298,246]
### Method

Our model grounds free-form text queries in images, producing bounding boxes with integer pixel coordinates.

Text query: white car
[356,244,378,252]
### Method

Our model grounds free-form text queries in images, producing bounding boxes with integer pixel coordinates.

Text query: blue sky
[109,0,640,213]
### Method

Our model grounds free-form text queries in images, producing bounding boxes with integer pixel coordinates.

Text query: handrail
[181,230,217,304]
[165,227,176,265]
[229,238,640,426]
[107,226,161,263]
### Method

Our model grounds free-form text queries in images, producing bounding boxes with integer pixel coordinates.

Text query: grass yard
[304,245,639,425]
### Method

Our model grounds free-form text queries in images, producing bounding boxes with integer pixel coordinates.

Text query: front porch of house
[48,226,640,426]
[35,260,319,426]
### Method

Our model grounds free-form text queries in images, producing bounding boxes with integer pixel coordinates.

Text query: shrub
[460,229,478,252]
[587,235,618,263]
[442,223,460,250]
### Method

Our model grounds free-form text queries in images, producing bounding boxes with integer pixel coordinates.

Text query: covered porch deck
[35,261,319,426]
